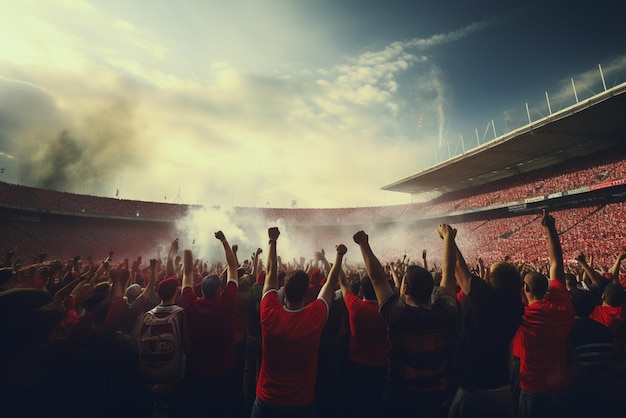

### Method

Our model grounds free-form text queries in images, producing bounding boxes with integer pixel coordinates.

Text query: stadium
[2,67,626,418]
[2,76,625,274]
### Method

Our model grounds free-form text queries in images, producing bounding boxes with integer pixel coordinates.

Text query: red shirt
[182,280,237,378]
[256,290,328,406]
[589,304,624,327]
[343,292,387,367]
[513,280,574,393]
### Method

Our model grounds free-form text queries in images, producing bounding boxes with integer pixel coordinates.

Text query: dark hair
[490,262,522,296]
[201,275,221,299]
[524,272,549,299]
[564,273,577,289]
[361,275,376,301]
[404,265,433,305]
[348,274,361,296]
[604,283,625,307]
[570,289,596,317]
[284,270,309,304]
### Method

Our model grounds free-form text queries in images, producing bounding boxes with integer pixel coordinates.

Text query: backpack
[139,306,184,383]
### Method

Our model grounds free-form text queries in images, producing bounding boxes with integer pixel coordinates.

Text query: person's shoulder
[434,292,460,312]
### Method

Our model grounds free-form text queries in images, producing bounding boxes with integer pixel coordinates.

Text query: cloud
[0,2,498,207]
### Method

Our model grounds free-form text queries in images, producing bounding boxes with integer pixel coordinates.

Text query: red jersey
[255,290,328,406]
[513,280,574,393]
[589,304,624,327]
[182,280,237,378]
[343,292,387,367]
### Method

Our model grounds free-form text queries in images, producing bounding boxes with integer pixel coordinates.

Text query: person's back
[456,273,522,390]
[256,283,328,407]
[353,226,460,418]
[445,244,523,418]
[569,288,616,367]
[180,231,239,418]
[183,276,237,378]
[252,229,344,418]
[139,299,185,385]
[341,276,387,418]
[513,211,575,418]
[513,272,574,395]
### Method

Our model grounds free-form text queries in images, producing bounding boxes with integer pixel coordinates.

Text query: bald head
[523,272,549,299]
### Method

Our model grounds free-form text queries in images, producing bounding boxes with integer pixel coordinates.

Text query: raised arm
[353,231,393,306]
[576,252,603,288]
[318,245,346,306]
[437,224,458,297]
[317,249,332,276]
[251,247,262,278]
[215,231,238,284]
[182,250,194,290]
[337,266,351,297]
[541,209,565,284]
[389,261,402,289]
[144,259,157,294]
[453,234,473,295]
[166,238,179,278]
[422,249,428,271]
[609,249,626,284]
[263,227,280,294]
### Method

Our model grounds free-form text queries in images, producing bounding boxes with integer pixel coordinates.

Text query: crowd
[1,209,625,418]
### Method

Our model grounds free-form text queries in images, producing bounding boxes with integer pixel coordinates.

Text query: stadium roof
[382,82,626,195]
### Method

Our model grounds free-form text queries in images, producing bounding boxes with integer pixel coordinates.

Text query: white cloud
[0,2,499,207]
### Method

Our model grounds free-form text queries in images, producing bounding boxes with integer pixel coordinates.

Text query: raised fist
[541,209,555,228]
[336,244,347,256]
[214,231,226,241]
[437,224,457,240]
[268,227,280,240]
[575,252,586,263]
[353,230,368,245]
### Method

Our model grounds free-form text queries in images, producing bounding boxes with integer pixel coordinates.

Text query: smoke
[173,205,463,271]
[16,97,140,194]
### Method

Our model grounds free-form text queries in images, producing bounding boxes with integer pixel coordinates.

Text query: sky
[1,0,625,209]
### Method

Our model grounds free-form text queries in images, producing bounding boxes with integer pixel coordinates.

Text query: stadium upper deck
[382,81,626,195]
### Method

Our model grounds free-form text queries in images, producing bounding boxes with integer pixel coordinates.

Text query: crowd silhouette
[1,208,625,418]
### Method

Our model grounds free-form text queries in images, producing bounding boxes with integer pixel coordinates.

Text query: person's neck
[405,297,430,309]
[285,300,304,310]
[160,297,177,306]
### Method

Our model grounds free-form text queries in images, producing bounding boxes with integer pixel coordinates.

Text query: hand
[170,238,179,253]
[422,250,427,259]
[437,224,457,240]
[268,227,280,240]
[541,209,555,228]
[256,248,263,255]
[214,231,226,241]
[575,253,586,263]
[353,230,368,245]
[336,244,347,256]
[232,244,238,254]
[150,259,157,269]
